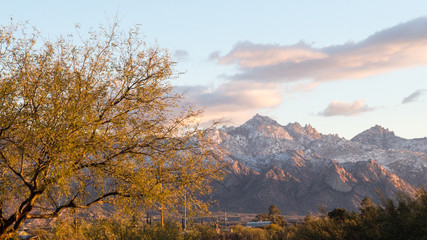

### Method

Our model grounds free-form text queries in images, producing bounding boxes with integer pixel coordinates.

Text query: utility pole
[146,212,149,225]
[160,202,164,227]
[184,192,187,231]
[158,165,164,227]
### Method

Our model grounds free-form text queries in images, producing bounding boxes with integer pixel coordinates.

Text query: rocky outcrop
[207,114,426,214]
[210,151,415,214]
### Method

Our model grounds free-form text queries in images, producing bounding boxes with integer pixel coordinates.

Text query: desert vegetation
[12,188,425,239]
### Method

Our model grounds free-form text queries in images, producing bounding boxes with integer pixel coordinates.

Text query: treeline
[281,189,427,240]
[21,189,427,240]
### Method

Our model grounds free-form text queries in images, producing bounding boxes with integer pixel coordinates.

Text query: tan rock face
[324,164,355,193]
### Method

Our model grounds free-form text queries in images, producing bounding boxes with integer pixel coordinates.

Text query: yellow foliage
[0,21,224,238]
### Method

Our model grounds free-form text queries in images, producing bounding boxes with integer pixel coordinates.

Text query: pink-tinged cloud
[218,41,327,68]
[176,81,282,123]
[402,89,426,104]
[319,100,375,117]
[214,17,427,84]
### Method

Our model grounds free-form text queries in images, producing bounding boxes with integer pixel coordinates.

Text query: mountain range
[207,114,427,215]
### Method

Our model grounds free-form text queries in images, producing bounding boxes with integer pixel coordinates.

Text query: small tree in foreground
[253,205,287,226]
[0,22,224,238]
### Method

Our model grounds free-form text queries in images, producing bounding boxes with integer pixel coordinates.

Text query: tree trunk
[0,192,38,239]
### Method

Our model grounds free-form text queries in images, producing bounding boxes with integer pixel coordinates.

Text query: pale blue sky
[2,1,427,139]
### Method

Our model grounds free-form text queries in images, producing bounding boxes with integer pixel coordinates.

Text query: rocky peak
[285,122,322,141]
[354,125,395,138]
[236,114,293,140]
[243,114,280,127]
[369,125,394,135]
[304,124,321,137]
[351,125,404,149]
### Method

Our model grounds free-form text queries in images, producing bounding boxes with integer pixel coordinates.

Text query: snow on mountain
[351,125,406,150]
[210,148,416,214]
[210,114,427,187]
[352,125,427,153]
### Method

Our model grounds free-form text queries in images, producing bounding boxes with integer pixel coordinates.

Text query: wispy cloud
[402,89,426,104]
[214,17,427,85]
[208,51,221,61]
[319,100,375,117]
[173,49,189,61]
[218,41,327,68]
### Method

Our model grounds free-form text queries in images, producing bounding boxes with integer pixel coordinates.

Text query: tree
[268,205,281,216]
[356,197,380,239]
[253,205,286,226]
[327,208,347,223]
[0,22,224,238]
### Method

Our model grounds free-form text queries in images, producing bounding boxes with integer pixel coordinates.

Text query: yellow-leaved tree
[0,22,224,238]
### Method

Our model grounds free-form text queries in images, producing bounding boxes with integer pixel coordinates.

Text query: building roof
[246,221,272,228]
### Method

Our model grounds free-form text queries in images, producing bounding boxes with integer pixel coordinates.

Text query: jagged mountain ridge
[211,114,427,187]
[210,150,415,214]
[208,114,427,214]
[351,125,427,153]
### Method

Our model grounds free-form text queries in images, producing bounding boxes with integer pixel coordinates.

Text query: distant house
[246,221,272,228]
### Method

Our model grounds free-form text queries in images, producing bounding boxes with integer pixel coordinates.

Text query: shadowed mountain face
[208,114,426,215]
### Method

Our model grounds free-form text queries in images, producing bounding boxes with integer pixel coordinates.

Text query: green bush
[34,189,427,240]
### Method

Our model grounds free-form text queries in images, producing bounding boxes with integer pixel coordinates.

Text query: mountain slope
[210,151,415,214]
[208,114,426,214]
[211,114,427,186]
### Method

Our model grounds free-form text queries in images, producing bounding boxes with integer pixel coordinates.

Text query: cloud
[176,81,282,123]
[319,99,375,117]
[181,17,427,124]
[218,41,327,68]
[402,89,426,104]
[213,17,427,85]
[173,49,189,61]
[208,51,221,61]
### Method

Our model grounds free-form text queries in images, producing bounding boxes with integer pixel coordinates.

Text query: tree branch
[0,151,33,190]
[26,191,131,219]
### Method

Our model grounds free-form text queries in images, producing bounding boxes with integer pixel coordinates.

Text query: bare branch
[26,191,129,219]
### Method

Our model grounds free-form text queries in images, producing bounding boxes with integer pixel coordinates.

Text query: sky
[1,0,427,139]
